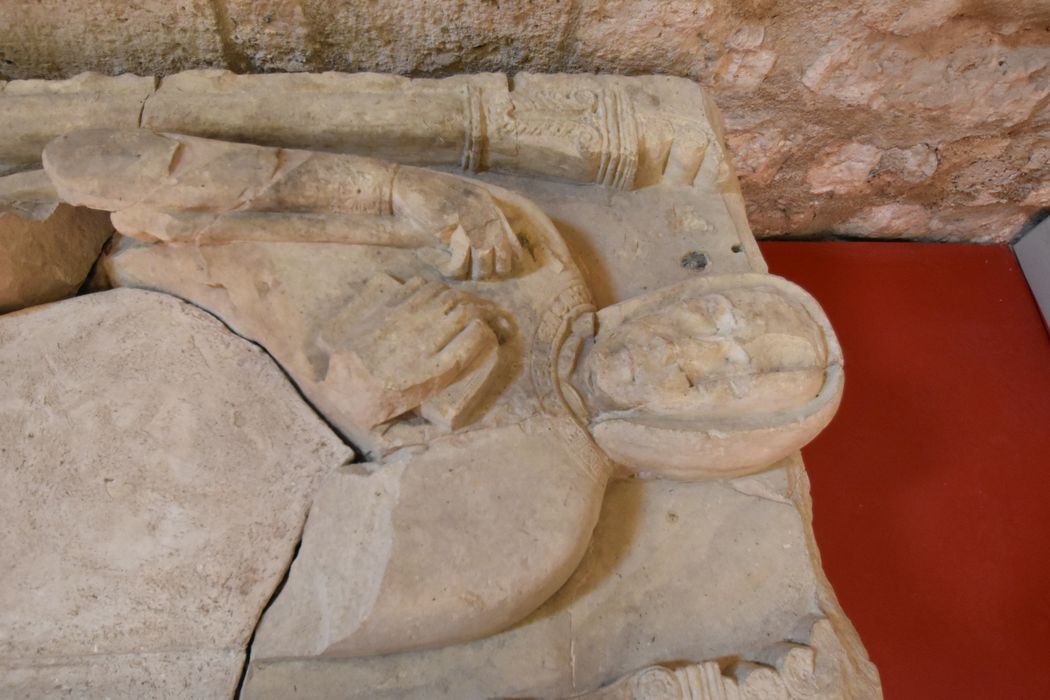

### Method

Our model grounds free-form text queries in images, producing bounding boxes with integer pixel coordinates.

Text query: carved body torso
[105,176,606,477]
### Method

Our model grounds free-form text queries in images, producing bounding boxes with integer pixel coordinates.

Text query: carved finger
[493,226,515,278]
[433,318,491,374]
[461,301,510,343]
[394,277,443,314]
[397,276,430,298]
[436,222,458,246]
[410,279,447,305]
[432,287,465,316]
[442,226,471,279]
[471,246,495,281]
[427,303,477,354]
[505,217,526,256]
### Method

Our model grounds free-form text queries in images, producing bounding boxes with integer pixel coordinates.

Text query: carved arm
[42,128,523,279]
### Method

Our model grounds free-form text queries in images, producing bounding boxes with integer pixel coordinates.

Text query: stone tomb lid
[243,164,877,699]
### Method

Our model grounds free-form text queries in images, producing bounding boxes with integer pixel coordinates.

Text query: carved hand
[319,275,498,427]
[392,166,524,281]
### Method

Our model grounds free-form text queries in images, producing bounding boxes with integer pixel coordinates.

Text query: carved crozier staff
[140,71,714,190]
[3,71,717,190]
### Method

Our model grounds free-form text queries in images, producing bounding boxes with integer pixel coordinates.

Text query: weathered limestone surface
[1,1,1047,241]
[0,289,353,698]
[2,650,243,700]
[243,460,880,699]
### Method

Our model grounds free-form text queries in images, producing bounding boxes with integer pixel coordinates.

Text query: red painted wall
[760,242,1050,699]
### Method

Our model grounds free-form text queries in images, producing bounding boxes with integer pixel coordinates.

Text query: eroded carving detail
[572,618,863,700]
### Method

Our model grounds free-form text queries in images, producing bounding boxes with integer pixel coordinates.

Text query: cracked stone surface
[0,288,352,699]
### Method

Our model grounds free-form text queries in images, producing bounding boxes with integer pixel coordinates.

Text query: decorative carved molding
[570,618,870,700]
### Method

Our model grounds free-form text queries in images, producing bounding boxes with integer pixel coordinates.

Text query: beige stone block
[0,288,353,697]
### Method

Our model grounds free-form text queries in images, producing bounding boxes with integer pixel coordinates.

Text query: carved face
[582,287,828,420]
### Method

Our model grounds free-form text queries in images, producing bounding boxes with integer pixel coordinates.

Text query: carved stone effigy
[0,71,881,699]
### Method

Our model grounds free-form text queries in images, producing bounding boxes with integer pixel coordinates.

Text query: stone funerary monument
[0,70,882,699]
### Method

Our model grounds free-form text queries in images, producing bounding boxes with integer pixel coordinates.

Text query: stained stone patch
[0,170,112,313]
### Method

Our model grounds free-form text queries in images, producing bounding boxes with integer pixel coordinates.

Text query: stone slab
[244,462,810,698]
[239,129,878,698]
[1,649,243,700]
[0,288,353,698]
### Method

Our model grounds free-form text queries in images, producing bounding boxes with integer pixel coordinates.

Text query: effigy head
[579,273,844,480]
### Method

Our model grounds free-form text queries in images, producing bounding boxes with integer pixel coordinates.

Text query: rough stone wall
[2,0,1048,242]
